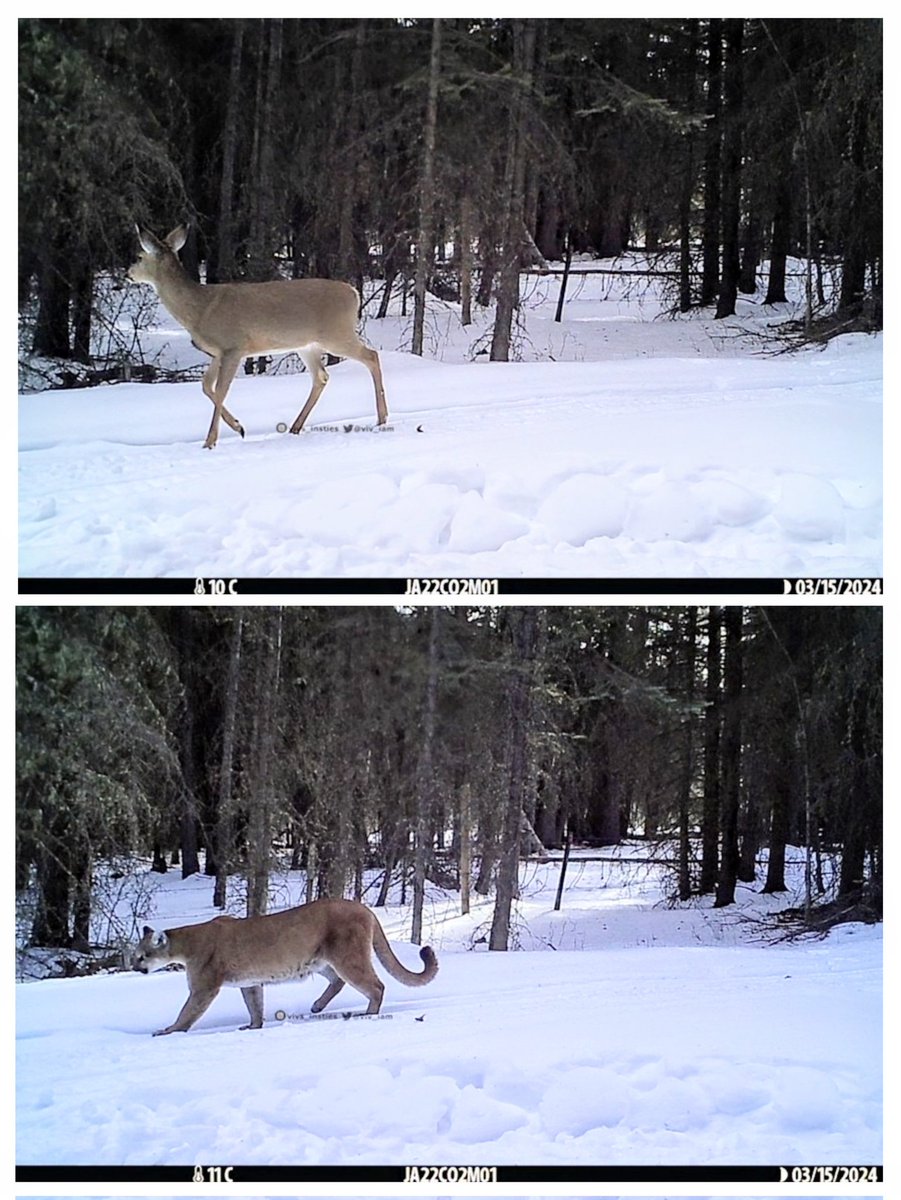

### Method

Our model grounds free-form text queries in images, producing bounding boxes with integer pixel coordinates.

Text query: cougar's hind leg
[311,966,346,1013]
[333,960,384,1015]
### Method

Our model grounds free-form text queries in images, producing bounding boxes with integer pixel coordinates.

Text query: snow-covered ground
[15,849,882,1167]
[18,259,882,578]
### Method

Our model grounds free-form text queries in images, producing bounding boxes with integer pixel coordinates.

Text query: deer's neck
[152,263,209,334]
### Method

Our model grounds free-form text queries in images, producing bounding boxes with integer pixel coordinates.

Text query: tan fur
[132,898,437,1036]
[128,224,388,448]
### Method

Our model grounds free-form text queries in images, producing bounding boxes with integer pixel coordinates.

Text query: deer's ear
[135,225,164,256]
[165,225,189,254]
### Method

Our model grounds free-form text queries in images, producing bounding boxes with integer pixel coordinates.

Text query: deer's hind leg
[356,344,388,427]
[289,348,330,434]
[321,334,388,427]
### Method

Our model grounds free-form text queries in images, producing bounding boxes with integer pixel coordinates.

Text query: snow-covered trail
[16,925,881,1167]
[18,337,881,579]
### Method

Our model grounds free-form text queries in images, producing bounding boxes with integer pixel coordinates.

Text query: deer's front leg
[203,352,244,451]
[202,360,245,439]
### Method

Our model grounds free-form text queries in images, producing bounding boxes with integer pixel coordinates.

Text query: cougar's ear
[141,925,154,938]
[153,930,168,949]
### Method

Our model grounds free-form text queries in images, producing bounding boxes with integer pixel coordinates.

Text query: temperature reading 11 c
[193,1165,234,1183]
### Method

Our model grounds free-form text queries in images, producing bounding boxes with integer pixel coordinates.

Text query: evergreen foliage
[18,18,882,368]
[15,606,883,952]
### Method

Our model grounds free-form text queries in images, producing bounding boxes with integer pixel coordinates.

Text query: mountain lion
[132,898,438,1036]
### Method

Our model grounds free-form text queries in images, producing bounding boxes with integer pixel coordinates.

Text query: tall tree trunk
[678,609,697,900]
[476,215,499,308]
[554,234,573,322]
[375,855,395,907]
[700,18,723,306]
[738,787,759,882]
[33,234,71,358]
[678,140,695,312]
[19,244,38,309]
[180,805,200,879]
[839,675,872,898]
[376,272,395,319]
[678,21,699,313]
[764,174,792,304]
[490,19,537,361]
[215,19,245,282]
[246,608,283,917]
[412,607,441,944]
[459,781,472,916]
[490,607,542,950]
[169,609,201,880]
[838,92,870,314]
[474,839,498,895]
[535,189,563,261]
[459,187,473,327]
[714,19,744,319]
[759,20,815,330]
[763,777,789,893]
[699,606,722,894]
[31,809,72,946]
[246,20,283,282]
[71,842,92,951]
[714,607,744,907]
[305,843,317,903]
[214,611,243,909]
[71,255,93,364]
[739,206,759,294]
[759,609,806,896]
[154,610,211,881]
[338,19,367,284]
[412,19,442,356]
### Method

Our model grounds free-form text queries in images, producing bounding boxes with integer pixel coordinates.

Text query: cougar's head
[132,926,173,974]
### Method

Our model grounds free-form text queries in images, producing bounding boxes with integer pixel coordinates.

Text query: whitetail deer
[128,225,387,448]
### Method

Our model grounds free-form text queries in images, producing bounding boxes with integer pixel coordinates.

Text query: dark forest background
[19,18,882,373]
[16,606,882,956]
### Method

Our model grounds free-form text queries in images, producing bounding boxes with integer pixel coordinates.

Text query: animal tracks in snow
[18,335,881,578]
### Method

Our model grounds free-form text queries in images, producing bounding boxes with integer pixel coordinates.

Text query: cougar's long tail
[370,916,438,987]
